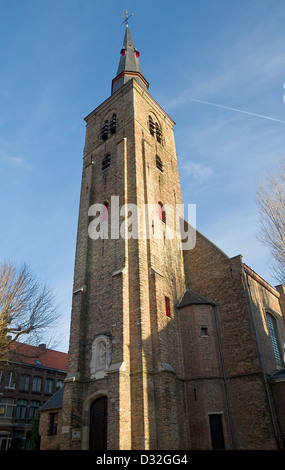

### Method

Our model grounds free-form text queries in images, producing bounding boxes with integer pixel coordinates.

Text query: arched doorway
[89,396,107,450]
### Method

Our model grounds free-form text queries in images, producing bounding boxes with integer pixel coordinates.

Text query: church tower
[60,21,188,450]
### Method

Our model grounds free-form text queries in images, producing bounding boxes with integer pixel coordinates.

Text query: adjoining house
[39,386,64,450]
[0,342,68,450]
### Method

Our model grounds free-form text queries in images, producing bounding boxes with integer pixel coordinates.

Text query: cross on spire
[121,10,133,27]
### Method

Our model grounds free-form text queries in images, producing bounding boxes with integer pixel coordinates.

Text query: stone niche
[90,335,112,379]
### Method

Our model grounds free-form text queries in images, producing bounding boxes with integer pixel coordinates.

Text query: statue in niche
[98,341,106,366]
[90,335,111,379]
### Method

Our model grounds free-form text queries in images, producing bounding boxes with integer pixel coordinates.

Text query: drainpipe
[212,304,236,449]
[243,272,281,449]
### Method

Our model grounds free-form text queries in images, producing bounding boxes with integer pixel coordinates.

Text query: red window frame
[158,202,166,223]
[165,296,171,318]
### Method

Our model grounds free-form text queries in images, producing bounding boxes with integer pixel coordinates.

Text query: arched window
[158,202,166,223]
[266,313,283,366]
[148,115,162,143]
[165,296,171,318]
[102,202,108,222]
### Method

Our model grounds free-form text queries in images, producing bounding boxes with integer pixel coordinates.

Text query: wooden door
[89,397,107,450]
[209,413,225,449]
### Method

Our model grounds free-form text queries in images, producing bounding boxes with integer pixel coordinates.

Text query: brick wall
[60,78,188,450]
[39,408,62,450]
[182,227,285,449]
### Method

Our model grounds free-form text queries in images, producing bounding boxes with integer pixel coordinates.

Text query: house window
[266,313,283,366]
[0,433,9,450]
[156,155,163,172]
[15,400,27,419]
[158,202,166,223]
[110,114,117,134]
[45,378,54,394]
[20,374,30,391]
[201,327,208,336]
[29,401,40,419]
[5,372,16,389]
[101,120,108,141]
[0,398,14,418]
[165,296,171,318]
[49,412,58,436]
[56,380,64,389]
[32,376,42,393]
[102,154,111,171]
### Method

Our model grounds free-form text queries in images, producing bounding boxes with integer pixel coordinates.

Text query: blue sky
[0,0,284,352]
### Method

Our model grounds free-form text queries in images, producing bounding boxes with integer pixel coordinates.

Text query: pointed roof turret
[111,21,149,94]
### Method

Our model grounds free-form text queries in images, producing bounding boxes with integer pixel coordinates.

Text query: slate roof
[269,369,285,382]
[112,25,148,94]
[40,385,64,411]
[116,25,142,76]
[177,289,215,309]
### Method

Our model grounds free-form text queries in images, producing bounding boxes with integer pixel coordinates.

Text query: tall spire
[111,18,149,94]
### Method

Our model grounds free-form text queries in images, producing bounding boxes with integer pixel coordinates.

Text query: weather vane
[121,11,133,27]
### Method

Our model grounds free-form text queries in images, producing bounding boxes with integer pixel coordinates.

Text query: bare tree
[256,158,285,284]
[0,261,60,363]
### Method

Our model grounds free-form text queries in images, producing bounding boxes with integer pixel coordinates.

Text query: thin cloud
[165,15,285,115]
[190,99,285,125]
[181,160,214,183]
[0,152,32,171]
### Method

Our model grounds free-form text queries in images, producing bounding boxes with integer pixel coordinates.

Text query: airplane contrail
[191,98,285,124]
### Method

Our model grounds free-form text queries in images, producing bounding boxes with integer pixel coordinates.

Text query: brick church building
[40,22,285,450]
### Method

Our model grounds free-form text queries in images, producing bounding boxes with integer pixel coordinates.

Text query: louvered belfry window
[149,115,155,136]
[110,114,117,134]
[149,115,162,144]
[156,123,162,143]
[102,154,111,171]
[156,155,163,172]
[101,120,108,141]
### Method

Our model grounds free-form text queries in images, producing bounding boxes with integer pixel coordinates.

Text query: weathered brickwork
[58,78,189,450]
[39,408,63,450]
[50,45,285,450]
[183,229,285,449]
